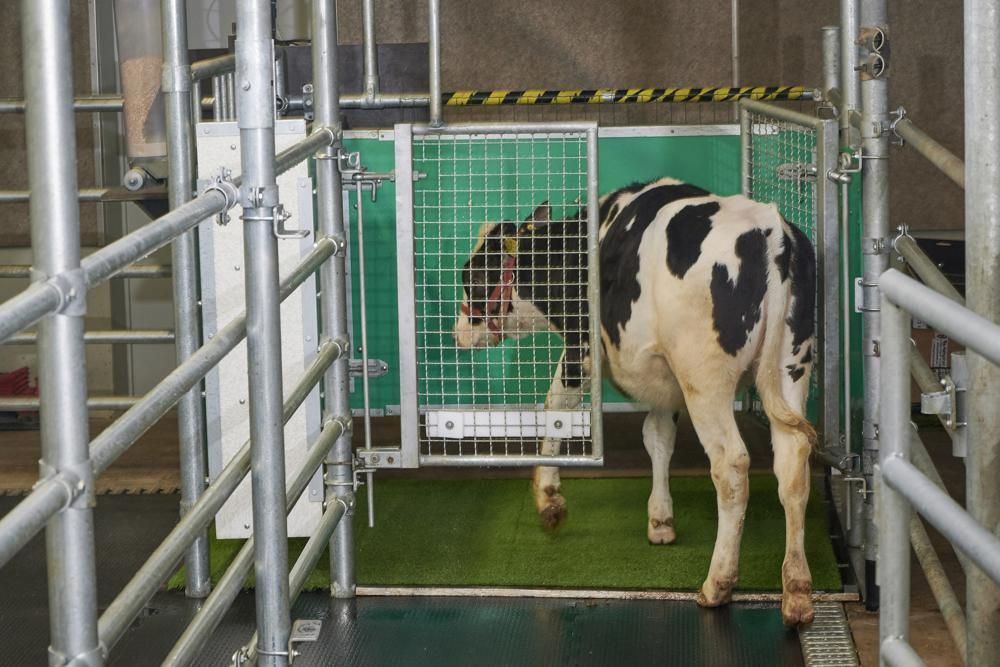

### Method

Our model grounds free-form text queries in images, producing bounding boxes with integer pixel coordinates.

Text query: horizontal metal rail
[412,121,598,136]
[0,479,73,569]
[881,270,1000,364]
[741,97,827,130]
[3,330,175,345]
[89,237,338,474]
[893,118,965,189]
[0,187,168,204]
[0,263,171,279]
[0,396,138,411]
[0,95,124,113]
[882,456,1000,585]
[190,53,236,81]
[161,417,350,665]
[419,455,603,467]
[823,87,862,129]
[895,235,965,305]
[99,344,348,652]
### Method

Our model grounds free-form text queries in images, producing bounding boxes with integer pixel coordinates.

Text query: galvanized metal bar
[419,455,605,467]
[427,0,442,126]
[190,53,236,82]
[895,235,964,305]
[740,98,826,130]
[840,0,862,146]
[893,119,964,189]
[236,0,291,660]
[0,187,168,204]
[586,127,604,459]
[818,117,843,453]
[822,26,841,98]
[0,95,124,113]
[0,264,170,279]
[274,127,335,175]
[964,0,1000,657]
[21,1,101,664]
[860,0,890,611]
[880,638,926,667]
[98,343,347,653]
[0,477,72,571]
[362,0,379,103]
[394,124,418,469]
[3,329,175,344]
[89,237,338,475]
[739,106,751,197]
[879,287,913,663]
[909,517,967,663]
[312,0,357,599]
[0,396,138,411]
[413,121,619,136]
[881,271,1000,365]
[162,415,349,667]
[162,0,211,600]
[0,282,64,345]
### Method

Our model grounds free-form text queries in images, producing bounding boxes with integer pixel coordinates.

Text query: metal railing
[0,1,354,665]
[879,269,1000,666]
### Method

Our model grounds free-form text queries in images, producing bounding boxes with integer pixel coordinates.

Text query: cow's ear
[527,201,550,223]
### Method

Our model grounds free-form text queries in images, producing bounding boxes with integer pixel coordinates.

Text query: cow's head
[453,203,550,348]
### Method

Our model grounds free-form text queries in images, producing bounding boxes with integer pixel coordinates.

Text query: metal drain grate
[799,602,860,666]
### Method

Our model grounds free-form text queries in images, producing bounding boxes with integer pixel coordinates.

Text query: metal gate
[739,100,842,451]
[394,122,602,467]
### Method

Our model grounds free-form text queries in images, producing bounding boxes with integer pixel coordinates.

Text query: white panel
[425,410,591,439]
[196,119,322,539]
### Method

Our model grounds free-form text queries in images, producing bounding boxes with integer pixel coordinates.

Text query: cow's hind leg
[532,354,583,530]
[682,381,750,608]
[643,409,679,544]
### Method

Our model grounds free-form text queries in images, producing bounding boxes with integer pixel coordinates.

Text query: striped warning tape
[443,86,812,106]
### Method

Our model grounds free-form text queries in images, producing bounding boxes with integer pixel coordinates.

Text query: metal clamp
[888,107,907,146]
[240,183,279,209]
[36,458,94,510]
[855,277,881,313]
[891,224,914,254]
[862,236,889,256]
[202,167,239,226]
[45,268,87,317]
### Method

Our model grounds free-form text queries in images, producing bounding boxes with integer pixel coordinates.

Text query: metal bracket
[856,25,890,80]
[888,107,907,146]
[862,236,889,256]
[349,358,389,378]
[855,277,881,313]
[240,183,279,209]
[301,83,314,121]
[949,352,969,458]
[36,459,93,510]
[891,224,914,254]
[357,447,403,469]
[920,377,955,421]
[201,167,239,226]
[272,204,308,239]
[45,268,87,317]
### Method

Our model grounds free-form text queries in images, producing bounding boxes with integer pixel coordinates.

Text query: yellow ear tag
[503,237,518,256]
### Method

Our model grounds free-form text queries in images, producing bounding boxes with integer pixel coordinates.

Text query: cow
[452,177,818,626]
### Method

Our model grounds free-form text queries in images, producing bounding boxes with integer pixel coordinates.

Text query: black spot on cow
[600,182,710,346]
[787,364,806,382]
[800,344,813,365]
[785,223,817,349]
[710,229,769,356]
[672,412,680,424]
[665,202,718,278]
[775,232,793,282]
[598,181,646,224]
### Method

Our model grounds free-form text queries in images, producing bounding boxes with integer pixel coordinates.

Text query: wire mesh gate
[739,100,842,451]
[394,123,602,467]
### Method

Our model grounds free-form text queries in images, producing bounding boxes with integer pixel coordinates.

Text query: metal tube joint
[36,460,93,510]
[200,168,240,226]
[36,267,87,317]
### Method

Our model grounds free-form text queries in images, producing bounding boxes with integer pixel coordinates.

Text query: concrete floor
[0,411,970,665]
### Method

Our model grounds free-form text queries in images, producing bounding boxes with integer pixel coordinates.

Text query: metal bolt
[445,420,455,430]
[371,454,380,464]
[234,265,241,271]
[239,398,246,405]
[76,480,85,491]
[244,523,251,530]
[242,80,251,91]
[387,456,395,464]
[230,143,237,150]
[554,420,564,429]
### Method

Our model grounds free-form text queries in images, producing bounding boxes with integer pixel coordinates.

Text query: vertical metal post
[739,105,751,198]
[236,1,291,663]
[428,0,443,127]
[878,295,913,665]
[817,120,843,455]
[822,26,841,98]
[964,0,1000,660]
[313,0,357,598]
[22,1,101,664]
[361,0,379,104]
[840,0,862,146]
[161,0,211,600]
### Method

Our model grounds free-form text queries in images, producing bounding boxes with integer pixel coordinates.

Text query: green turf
[168,476,841,592]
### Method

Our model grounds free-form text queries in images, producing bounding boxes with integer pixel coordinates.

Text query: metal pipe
[895,235,964,305]
[859,0,890,612]
[190,53,236,82]
[0,186,168,204]
[362,0,379,103]
[354,184,375,527]
[731,0,740,89]
[0,396,139,411]
[909,516,967,663]
[21,1,101,663]
[0,263,170,279]
[879,289,914,659]
[4,329,175,344]
[883,457,1000,587]
[822,27,840,100]
[964,0,1000,658]
[162,416,349,667]
[880,638,925,667]
[212,75,222,119]
[0,95,124,113]
[236,1,291,661]
[427,0,442,126]
[894,118,964,189]
[225,71,236,120]
[89,237,338,475]
[0,476,72,571]
[840,0,862,146]
[0,282,64,345]
[162,0,211,600]
[881,271,1000,365]
[275,127,335,174]
[98,341,347,652]
[312,0,356,600]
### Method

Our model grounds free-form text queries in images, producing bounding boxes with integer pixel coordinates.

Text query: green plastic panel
[342,131,741,412]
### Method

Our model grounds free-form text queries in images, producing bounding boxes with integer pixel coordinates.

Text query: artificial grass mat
[168,475,840,592]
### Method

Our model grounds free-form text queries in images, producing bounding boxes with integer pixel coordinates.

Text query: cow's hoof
[696,577,736,608]
[781,581,815,626]
[539,499,567,531]
[647,517,676,544]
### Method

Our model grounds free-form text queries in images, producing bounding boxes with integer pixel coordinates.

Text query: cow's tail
[754,222,818,449]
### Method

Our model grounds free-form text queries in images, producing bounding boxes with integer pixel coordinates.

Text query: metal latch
[349,358,389,378]
[776,162,818,182]
[357,447,403,469]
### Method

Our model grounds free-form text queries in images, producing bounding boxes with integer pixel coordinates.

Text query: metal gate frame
[394,122,603,468]
[739,99,843,454]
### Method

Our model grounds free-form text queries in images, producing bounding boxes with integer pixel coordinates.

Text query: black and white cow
[453,177,818,626]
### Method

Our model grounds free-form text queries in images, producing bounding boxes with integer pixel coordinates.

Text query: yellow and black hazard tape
[443,86,812,106]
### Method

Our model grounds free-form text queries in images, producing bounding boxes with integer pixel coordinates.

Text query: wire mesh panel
[395,123,602,467]
[739,101,841,450]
